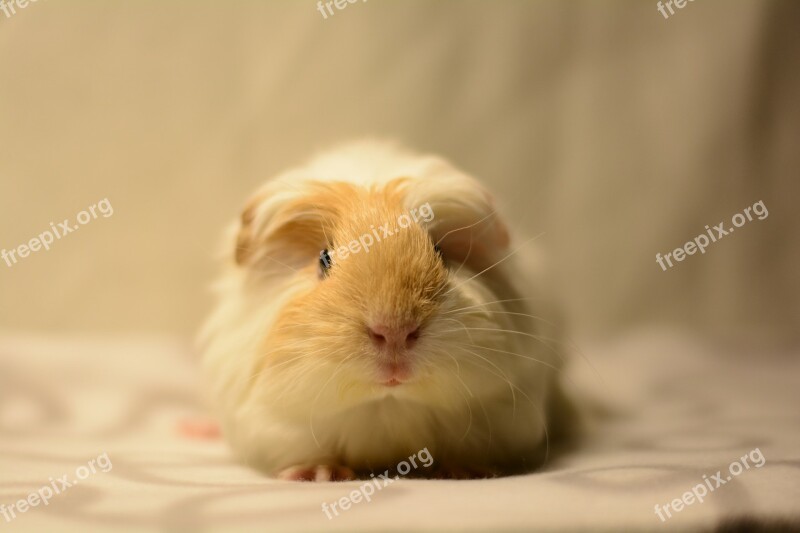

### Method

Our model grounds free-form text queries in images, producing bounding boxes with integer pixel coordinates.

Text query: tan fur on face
[255,179,449,408]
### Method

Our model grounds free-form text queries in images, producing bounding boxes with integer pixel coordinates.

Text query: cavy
[200,140,567,480]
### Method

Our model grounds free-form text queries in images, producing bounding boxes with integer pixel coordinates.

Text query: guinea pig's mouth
[376,360,412,387]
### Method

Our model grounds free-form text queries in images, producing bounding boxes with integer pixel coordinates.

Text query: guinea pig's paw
[176,418,221,440]
[429,465,498,480]
[277,464,357,482]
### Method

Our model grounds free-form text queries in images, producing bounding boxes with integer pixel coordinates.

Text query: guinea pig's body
[200,141,565,480]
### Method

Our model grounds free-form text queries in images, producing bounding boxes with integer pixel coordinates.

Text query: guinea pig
[200,140,567,481]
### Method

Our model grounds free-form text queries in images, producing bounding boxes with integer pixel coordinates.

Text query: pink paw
[277,464,356,482]
[177,418,221,440]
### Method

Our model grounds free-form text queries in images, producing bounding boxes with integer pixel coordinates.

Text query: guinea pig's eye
[318,249,333,279]
[433,244,443,259]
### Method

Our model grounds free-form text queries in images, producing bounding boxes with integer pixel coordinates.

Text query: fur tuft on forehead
[234,163,510,280]
[234,178,414,270]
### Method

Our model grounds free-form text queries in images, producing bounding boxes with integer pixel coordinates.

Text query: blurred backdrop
[1,0,797,345]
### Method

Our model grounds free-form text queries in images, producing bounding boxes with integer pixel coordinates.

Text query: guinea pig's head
[232,168,529,415]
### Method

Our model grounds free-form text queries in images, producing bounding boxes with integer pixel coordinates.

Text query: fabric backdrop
[0,1,798,344]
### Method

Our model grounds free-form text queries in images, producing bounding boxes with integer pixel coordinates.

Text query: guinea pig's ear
[428,195,511,274]
[234,190,268,266]
[233,180,337,272]
[404,162,511,274]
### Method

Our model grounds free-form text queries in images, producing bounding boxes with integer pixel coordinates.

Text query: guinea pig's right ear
[234,189,269,266]
[232,179,338,272]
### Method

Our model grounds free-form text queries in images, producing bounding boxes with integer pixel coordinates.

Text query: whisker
[309,356,353,448]
[447,369,474,441]
[449,229,474,281]
[443,349,463,377]
[442,297,537,316]
[434,209,499,248]
[446,307,604,385]
[458,326,565,362]
[456,351,549,462]
[451,345,517,418]
[439,317,475,344]
[443,232,545,297]
[457,309,556,325]
[429,213,499,301]
[453,342,561,373]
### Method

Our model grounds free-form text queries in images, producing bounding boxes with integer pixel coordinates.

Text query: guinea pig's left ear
[233,179,338,271]
[405,165,511,273]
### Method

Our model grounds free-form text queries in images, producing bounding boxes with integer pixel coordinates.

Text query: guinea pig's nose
[367,323,420,350]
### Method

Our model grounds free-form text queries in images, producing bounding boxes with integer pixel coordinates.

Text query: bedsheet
[1,329,798,532]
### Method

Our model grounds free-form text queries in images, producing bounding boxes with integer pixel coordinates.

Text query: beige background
[0,0,798,344]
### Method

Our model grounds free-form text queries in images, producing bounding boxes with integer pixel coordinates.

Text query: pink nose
[367,323,420,350]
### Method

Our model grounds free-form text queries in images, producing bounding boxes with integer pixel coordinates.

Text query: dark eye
[434,244,443,259]
[319,249,333,278]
